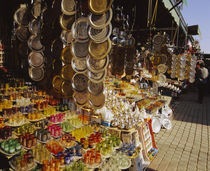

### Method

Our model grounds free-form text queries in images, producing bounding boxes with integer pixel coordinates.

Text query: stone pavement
[147,89,210,171]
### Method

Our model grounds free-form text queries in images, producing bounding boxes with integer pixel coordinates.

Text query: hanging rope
[172,25,179,45]
[151,0,158,26]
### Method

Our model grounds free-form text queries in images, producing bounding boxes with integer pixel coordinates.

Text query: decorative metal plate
[60,30,73,45]
[71,57,87,73]
[16,26,30,42]
[61,46,74,64]
[71,17,89,43]
[73,91,88,106]
[29,19,41,35]
[60,14,75,31]
[28,66,45,82]
[88,80,104,96]
[61,0,76,15]
[72,73,88,92]
[88,23,112,43]
[71,41,89,58]
[89,93,105,109]
[28,51,44,67]
[88,0,113,14]
[61,81,73,97]
[13,5,29,27]
[61,64,74,81]
[87,55,109,73]
[28,35,44,52]
[88,38,111,59]
[89,8,113,29]
[52,75,63,92]
[88,69,107,83]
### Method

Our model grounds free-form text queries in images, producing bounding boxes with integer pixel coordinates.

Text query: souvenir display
[1,0,197,170]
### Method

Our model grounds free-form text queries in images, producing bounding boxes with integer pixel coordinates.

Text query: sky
[181,0,210,54]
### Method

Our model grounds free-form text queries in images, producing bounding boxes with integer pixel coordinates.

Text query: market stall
[0,0,197,171]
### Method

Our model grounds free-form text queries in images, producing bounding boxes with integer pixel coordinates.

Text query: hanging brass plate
[88,0,113,14]
[89,93,105,109]
[61,81,73,97]
[52,75,63,92]
[87,55,109,73]
[73,91,88,106]
[60,14,75,31]
[61,46,74,64]
[28,66,45,82]
[88,80,104,96]
[72,73,88,92]
[61,64,74,81]
[88,38,111,59]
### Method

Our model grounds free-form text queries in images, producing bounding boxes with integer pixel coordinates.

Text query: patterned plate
[72,73,88,92]
[87,55,109,73]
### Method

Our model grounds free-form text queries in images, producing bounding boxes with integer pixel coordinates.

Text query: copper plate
[72,73,88,92]
[89,8,113,29]
[71,41,89,58]
[87,55,109,73]
[61,0,76,15]
[71,17,89,43]
[61,81,73,97]
[88,80,104,96]
[28,51,44,67]
[28,35,44,52]
[89,93,105,109]
[61,64,74,81]
[60,14,75,31]
[28,66,45,82]
[71,57,87,73]
[61,46,74,64]
[52,75,63,92]
[73,91,88,106]
[88,38,111,59]
[88,69,107,83]
[88,0,113,14]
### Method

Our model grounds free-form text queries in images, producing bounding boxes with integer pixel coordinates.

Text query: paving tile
[147,91,210,171]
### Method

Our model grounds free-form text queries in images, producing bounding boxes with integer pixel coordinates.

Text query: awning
[162,0,188,35]
[162,0,180,26]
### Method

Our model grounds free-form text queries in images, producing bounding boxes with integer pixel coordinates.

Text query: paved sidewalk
[147,90,210,171]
